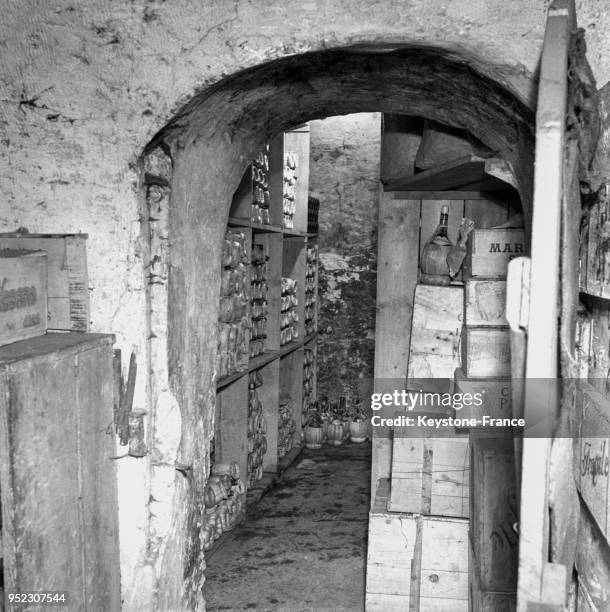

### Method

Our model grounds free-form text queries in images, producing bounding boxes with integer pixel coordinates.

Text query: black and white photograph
[0,1,609,610]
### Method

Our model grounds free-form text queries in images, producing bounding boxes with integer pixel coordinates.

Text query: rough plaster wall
[0,1,608,609]
[309,114,380,402]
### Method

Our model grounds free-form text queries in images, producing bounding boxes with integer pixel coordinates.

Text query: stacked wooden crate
[367,284,470,611]
[457,227,524,611]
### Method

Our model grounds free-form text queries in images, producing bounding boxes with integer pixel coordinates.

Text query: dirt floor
[204,441,372,611]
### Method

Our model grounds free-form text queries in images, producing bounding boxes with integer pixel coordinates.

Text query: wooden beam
[517,1,572,610]
[391,190,515,200]
[384,154,513,192]
[371,190,420,493]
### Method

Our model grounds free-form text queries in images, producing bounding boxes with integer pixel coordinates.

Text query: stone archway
[140,45,535,610]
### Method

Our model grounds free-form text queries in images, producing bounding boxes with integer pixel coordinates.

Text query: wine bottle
[420,205,453,285]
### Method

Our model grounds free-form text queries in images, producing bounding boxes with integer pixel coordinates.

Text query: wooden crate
[465,279,507,327]
[389,435,470,517]
[461,326,511,378]
[463,229,525,279]
[469,538,516,612]
[367,480,469,611]
[0,234,89,331]
[0,249,47,345]
[575,381,610,543]
[453,368,511,424]
[0,333,120,609]
[407,284,463,392]
[470,435,518,594]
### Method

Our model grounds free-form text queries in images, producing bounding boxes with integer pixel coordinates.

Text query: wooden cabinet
[0,333,120,611]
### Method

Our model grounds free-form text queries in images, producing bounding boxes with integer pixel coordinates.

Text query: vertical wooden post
[371,189,420,492]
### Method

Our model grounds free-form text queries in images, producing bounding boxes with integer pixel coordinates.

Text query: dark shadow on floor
[204,441,372,611]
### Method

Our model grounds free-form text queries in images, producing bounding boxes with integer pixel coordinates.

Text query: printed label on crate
[0,250,47,345]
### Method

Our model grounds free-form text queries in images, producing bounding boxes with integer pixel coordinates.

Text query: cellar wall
[0,1,609,609]
[309,114,380,402]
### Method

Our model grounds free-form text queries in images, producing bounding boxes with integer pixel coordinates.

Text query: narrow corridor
[204,442,372,611]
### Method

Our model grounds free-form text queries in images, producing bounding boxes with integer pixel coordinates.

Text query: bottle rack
[212,127,317,532]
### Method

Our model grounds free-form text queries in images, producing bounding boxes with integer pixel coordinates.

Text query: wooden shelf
[227,216,251,228]
[383,155,516,194]
[580,290,610,304]
[283,229,308,239]
[252,222,283,234]
[248,350,280,372]
[227,217,283,234]
[280,340,303,356]
[214,128,316,540]
[304,332,318,344]
[216,368,247,390]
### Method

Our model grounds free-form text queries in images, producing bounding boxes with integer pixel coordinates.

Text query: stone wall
[1,1,608,609]
[309,114,380,403]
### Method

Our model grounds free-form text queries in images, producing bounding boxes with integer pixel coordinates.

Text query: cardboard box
[465,279,507,327]
[366,480,469,612]
[461,326,511,378]
[463,229,525,279]
[0,234,88,331]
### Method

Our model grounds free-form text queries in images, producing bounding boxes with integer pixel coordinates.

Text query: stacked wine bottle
[302,348,315,437]
[283,153,297,229]
[202,460,247,551]
[251,146,271,225]
[280,277,299,345]
[304,245,317,336]
[278,396,297,459]
[247,370,268,489]
[217,229,250,379]
[250,243,268,358]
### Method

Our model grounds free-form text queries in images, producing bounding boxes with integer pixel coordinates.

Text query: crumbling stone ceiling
[154,45,535,212]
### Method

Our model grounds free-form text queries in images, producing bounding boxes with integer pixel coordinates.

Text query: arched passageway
[141,45,535,609]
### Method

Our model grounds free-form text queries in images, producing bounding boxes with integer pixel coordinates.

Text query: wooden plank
[394,190,516,200]
[372,193,420,490]
[519,2,571,607]
[0,337,119,608]
[465,279,508,327]
[385,155,508,192]
[462,326,511,378]
[76,344,122,609]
